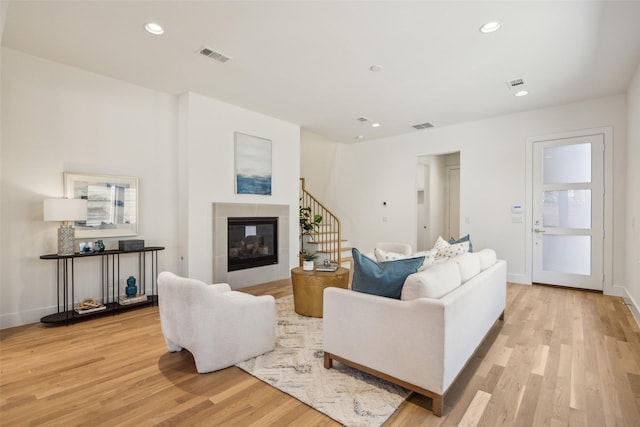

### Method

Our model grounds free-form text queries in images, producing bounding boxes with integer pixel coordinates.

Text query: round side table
[291,266,349,317]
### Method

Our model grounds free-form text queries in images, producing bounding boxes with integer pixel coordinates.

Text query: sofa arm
[323,287,447,394]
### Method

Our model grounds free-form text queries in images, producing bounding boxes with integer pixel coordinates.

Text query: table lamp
[44,198,88,256]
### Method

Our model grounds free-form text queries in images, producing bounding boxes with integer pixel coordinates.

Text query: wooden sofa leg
[323,352,333,369]
[432,395,443,417]
[500,310,505,321]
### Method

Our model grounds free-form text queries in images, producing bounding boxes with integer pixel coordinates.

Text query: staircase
[300,178,352,269]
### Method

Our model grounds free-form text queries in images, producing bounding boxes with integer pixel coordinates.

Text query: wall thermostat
[511,204,524,214]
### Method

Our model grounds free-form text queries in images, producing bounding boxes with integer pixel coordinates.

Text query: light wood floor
[1,280,639,426]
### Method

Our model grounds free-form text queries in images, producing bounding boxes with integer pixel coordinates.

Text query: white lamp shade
[43,198,88,222]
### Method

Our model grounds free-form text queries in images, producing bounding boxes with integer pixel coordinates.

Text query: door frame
[525,127,613,293]
[445,165,460,240]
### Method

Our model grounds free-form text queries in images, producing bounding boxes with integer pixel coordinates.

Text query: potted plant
[299,204,322,256]
[301,249,318,271]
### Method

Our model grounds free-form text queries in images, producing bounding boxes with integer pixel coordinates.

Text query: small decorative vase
[95,240,105,252]
[303,260,315,271]
[126,276,137,297]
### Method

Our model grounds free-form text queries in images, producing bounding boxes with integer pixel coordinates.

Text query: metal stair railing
[300,178,342,266]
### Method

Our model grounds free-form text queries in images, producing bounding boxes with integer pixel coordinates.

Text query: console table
[40,246,164,325]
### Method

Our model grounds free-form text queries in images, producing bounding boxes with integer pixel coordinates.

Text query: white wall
[178,92,300,284]
[1,48,179,328]
[625,64,640,322]
[299,129,341,207]
[332,95,628,292]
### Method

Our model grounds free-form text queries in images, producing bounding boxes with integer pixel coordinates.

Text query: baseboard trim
[507,273,529,285]
[619,287,640,327]
[0,305,56,329]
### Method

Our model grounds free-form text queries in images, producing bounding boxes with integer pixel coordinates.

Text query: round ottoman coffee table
[291,266,349,317]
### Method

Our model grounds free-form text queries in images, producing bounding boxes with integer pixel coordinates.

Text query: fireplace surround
[212,203,291,289]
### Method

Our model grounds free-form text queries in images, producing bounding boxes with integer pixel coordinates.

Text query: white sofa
[157,271,276,373]
[323,249,506,416]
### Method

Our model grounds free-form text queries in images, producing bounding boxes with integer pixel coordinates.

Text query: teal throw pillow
[449,234,473,252]
[351,248,424,299]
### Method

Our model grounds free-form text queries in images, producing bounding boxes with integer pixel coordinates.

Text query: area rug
[236,295,411,427]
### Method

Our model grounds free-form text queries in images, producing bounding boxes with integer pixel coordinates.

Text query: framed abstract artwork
[63,172,139,238]
[234,132,272,195]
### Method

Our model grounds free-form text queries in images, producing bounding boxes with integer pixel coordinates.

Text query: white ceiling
[3,1,640,143]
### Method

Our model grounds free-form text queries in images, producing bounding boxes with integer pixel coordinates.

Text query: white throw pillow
[414,249,438,271]
[432,236,470,259]
[374,247,408,262]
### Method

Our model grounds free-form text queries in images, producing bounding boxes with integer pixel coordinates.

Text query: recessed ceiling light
[369,65,383,72]
[145,22,164,35]
[479,22,500,33]
[371,123,380,128]
[514,90,529,97]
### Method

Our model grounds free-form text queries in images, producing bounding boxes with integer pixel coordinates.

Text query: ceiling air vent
[356,117,370,122]
[412,122,434,130]
[199,47,231,63]
[506,78,525,89]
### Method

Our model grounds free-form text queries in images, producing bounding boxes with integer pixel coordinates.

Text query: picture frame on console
[234,132,272,196]
[63,172,139,238]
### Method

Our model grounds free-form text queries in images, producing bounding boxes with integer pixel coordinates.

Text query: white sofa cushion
[401,260,462,300]
[476,248,497,270]
[451,252,482,283]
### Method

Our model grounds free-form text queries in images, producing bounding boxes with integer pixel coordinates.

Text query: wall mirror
[64,172,139,238]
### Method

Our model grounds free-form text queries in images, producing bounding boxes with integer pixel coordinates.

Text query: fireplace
[227,217,278,272]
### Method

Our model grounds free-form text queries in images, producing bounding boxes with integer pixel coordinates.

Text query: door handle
[534,228,546,233]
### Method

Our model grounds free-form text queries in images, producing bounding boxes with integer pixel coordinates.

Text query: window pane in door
[542,190,591,229]
[542,235,591,275]
[543,143,591,184]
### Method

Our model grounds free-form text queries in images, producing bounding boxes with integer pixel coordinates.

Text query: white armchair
[157,271,276,373]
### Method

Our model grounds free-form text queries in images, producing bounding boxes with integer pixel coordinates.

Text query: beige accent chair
[157,271,276,373]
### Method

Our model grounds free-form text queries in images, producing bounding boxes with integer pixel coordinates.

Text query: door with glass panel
[532,134,604,290]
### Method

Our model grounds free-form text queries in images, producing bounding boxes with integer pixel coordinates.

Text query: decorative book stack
[118,294,148,305]
[74,304,106,314]
[316,263,339,272]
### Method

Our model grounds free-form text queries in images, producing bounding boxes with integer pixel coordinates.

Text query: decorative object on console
[79,241,94,253]
[74,298,106,314]
[94,240,105,252]
[119,239,144,251]
[118,293,147,305]
[125,276,137,297]
[43,198,88,256]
